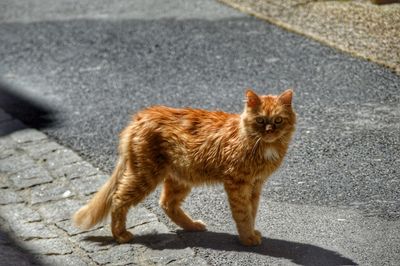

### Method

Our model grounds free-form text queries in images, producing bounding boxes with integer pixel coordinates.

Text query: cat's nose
[265,124,274,133]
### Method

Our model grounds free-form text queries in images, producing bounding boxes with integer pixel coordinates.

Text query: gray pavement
[0,0,399,265]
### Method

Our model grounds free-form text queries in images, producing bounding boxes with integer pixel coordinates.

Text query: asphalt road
[1,0,399,265]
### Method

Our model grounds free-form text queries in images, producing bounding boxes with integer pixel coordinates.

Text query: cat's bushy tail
[74,126,132,229]
[73,157,125,229]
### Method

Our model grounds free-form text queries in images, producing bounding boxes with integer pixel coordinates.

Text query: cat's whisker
[251,137,262,156]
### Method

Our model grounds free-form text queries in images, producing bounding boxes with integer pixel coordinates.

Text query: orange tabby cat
[73,89,296,246]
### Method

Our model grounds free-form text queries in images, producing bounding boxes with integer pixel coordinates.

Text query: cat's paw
[239,232,262,246]
[114,230,134,244]
[254,229,262,238]
[184,220,207,231]
[193,220,207,231]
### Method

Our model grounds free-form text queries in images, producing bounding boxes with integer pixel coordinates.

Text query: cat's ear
[278,89,293,106]
[245,89,261,109]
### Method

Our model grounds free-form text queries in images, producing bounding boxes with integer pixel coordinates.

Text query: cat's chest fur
[263,147,280,161]
[249,146,283,182]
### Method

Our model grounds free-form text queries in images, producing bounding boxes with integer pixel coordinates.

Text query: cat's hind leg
[111,169,160,243]
[160,177,206,231]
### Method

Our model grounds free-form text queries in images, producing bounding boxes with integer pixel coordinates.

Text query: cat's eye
[256,117,265,124]
[274,117,283,124]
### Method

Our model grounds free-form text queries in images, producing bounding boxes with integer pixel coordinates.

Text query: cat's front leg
[224,179,262,246]
[251,179,264,232]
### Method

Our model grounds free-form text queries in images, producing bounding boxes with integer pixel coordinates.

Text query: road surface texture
[0,0,399,265]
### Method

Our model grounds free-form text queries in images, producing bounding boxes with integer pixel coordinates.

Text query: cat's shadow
[83,230,357,266]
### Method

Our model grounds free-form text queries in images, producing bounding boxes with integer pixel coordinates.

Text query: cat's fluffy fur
[73,89,296,246]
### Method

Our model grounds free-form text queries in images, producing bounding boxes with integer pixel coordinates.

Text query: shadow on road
[0,227,40,265]
[0,81,57,136]
[84,231,357,266]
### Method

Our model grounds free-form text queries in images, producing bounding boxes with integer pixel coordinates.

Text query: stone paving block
[42,149,82,171]
[0,154,35,174]
[37,254,93,266]
[39,198,83,222]
[71,213,168,254]
[9,165,53,189]
[0,174,11,188]
[51,161,99,180]
[56,218,105,237]
[0,204,41,223]
[10,128,47,144]
[59,205,159,237]
[167,256,209,266]
[131,221,185,251]
[24,238,73,255]
[30,181,75,205]
[87,244,139,265]
[72,227,116,253]
[0,188,24,204]
[0,119,26,136]
[21,140,63,160]
[139,247,195,266]
[9,221,59,241]
[70,174,108,196]
[126,206,159,229]
[0,135,16,151]
[133,220,170,236]
[0,149,14,160]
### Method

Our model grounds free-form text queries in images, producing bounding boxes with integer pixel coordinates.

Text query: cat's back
[125,105,242,181]
[132,105,235,131]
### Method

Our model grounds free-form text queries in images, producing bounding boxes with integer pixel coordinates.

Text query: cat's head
[241,89,296,143]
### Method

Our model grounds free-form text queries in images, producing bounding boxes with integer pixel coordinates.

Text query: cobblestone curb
[0,110,206,266]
